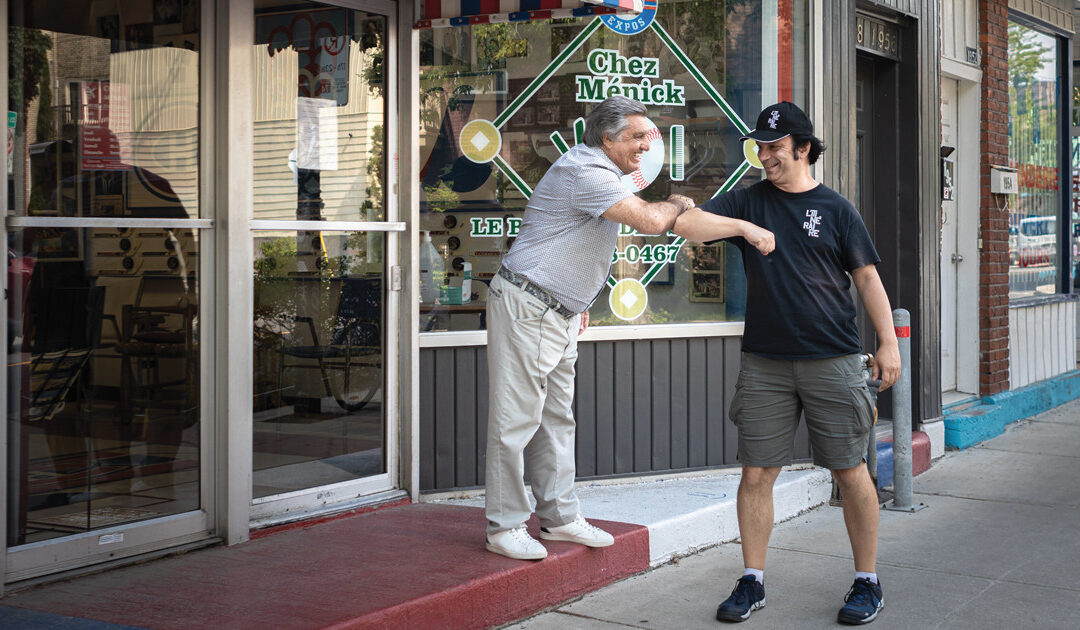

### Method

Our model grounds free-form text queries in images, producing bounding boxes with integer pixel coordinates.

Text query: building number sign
[856,14,900,60]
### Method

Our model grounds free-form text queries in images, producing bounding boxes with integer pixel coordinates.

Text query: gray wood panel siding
[820,1,855,199]
[419,337,785,492]
[865,0,920,17]
[822,2,857,200]
[913,0,942,422]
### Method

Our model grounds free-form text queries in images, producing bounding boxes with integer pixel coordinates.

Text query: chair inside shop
[280,276,383,412]
[25,285,106,422]
[114,277,198,427]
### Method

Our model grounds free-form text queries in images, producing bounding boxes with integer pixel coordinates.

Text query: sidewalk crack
[912,491,1063,508]
[549,610,654,629]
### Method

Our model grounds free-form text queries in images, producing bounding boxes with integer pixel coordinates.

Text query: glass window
[1071,60,1080,291]
[417,1,809,331]
[251,0,391,499]
[251,231,385,498]
[6,1,202,545]
[1007,20,1065,298]
[252,1,387,223]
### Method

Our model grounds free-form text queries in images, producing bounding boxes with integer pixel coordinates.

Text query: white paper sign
[296,97,338,171]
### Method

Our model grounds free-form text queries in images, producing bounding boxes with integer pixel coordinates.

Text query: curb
[943,370,1080,449]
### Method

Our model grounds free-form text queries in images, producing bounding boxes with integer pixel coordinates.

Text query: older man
[485,95,774,560]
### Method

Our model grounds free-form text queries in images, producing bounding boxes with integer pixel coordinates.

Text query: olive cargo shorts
[729,353,875,470]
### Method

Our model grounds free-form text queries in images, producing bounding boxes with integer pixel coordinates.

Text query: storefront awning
[414,0,642,29]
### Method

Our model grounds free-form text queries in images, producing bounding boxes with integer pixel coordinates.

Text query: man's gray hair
[583,95,648,147]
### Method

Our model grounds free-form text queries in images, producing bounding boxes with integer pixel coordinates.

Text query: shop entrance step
[0,503,649,630]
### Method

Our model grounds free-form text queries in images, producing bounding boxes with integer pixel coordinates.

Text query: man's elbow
[633,213,670,236]
[671,217,708,241]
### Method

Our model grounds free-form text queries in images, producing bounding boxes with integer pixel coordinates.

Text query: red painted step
[3,503,649,630]
[879,430,932,476]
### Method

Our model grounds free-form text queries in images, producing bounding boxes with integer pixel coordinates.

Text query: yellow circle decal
[609,278,649,321]
[743,138,763,168]
[460,119,501,164]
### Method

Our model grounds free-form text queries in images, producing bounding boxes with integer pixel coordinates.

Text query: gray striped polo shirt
[501,143,632,313]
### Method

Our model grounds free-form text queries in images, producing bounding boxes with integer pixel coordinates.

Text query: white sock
[743,568,764,583]
[855,571,878,584]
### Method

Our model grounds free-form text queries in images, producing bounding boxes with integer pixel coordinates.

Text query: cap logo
[768,110,780,129]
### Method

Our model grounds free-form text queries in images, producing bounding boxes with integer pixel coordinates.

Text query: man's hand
[579,310,590,335]
[741,222,775,255]
[873,341,901,392]
[667,194,694,215]
[850,264,901,392]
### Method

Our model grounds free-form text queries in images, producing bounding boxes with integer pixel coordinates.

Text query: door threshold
[942,390,978,409]
[5,537,222,594]
[249,489,409,532]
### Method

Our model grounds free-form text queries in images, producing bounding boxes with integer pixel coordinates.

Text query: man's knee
[831,462,872,490]
[740,466,782,490]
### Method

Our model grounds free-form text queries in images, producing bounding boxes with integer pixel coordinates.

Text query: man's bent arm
[851,264,901,391]
[601,194,691,235]
[673,208,776,255]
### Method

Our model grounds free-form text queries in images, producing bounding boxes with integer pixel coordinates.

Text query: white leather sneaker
[486,526,548,560]
[538,515,614,547]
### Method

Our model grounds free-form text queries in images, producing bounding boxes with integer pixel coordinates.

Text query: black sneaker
[715,575,765,623]
[837,577,884,625]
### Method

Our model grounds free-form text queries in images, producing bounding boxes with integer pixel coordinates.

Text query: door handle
[951,253,964,264]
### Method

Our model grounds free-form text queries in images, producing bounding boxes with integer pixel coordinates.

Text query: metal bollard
[886,308,926,513]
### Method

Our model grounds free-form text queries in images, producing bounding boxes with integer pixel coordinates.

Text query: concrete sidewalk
[509,397,1080,629]
[0,399,1070,629]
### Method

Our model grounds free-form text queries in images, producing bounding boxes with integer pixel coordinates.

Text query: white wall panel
[1009,301,1077,389]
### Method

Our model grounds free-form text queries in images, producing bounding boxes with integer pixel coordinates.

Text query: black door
[855,52,901,416]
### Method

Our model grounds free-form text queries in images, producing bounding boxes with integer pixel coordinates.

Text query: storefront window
[1007,20,1065,298]
[418,1,808,331]
[6,1,201,545]
[1071,60,1080,291]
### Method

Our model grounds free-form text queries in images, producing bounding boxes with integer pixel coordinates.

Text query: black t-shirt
[701,180,880,359]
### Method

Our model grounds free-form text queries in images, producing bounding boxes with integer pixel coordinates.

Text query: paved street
[509,398,1080,629]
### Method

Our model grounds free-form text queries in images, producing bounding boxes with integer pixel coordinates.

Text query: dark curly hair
[792,134,826,165]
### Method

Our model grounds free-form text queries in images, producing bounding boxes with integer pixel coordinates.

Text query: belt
[497,266,576,319]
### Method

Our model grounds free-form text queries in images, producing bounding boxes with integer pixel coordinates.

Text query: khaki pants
[484,274,582,535]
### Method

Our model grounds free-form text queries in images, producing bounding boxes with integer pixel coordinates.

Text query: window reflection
[250,1,389,499]
[8,228,201,545]
[252,1,387,223]
[1007,21,1062,298]
[6,1,202,546]
[252,231,385,498]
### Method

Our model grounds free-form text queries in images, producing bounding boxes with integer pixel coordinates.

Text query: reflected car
[1017,216,1056,267]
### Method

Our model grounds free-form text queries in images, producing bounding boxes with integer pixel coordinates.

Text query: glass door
[249,0,402,522]
[4,0,213,582]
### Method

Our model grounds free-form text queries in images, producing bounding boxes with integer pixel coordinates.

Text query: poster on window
[79,81,132,171]
[256,8,350,106]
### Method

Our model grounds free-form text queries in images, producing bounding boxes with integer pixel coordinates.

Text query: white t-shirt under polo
[500,143,632,313]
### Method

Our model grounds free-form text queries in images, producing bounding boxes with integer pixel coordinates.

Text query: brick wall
[979,0,1010,396]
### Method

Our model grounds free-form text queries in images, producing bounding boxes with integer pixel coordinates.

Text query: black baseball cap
[740,101,814,144]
